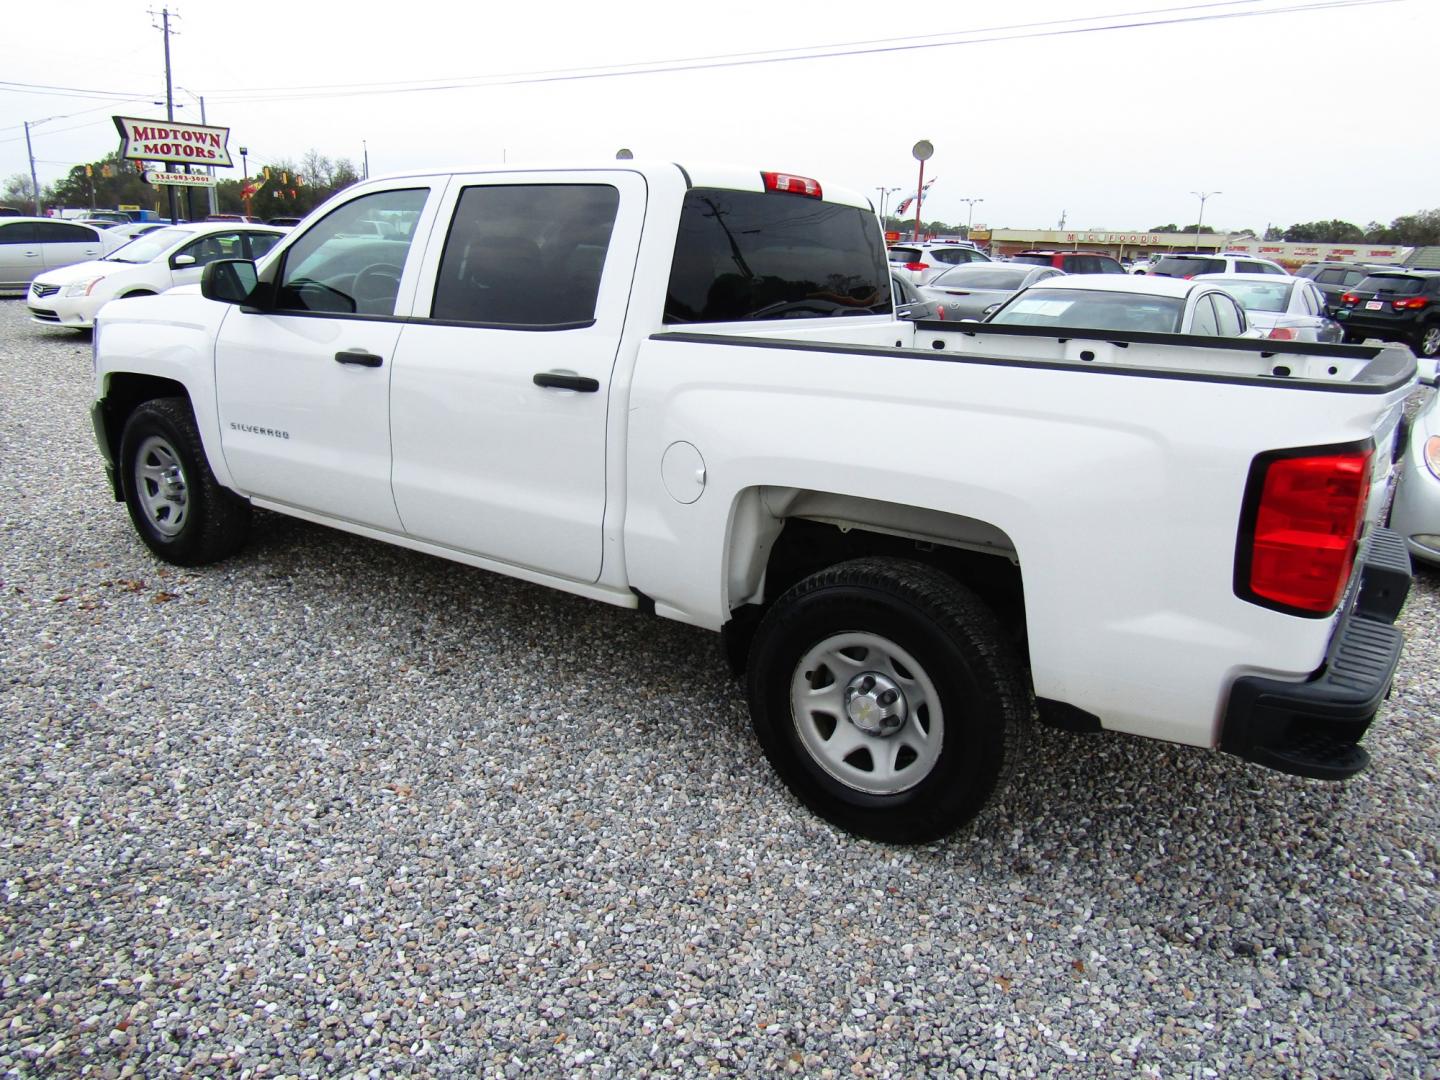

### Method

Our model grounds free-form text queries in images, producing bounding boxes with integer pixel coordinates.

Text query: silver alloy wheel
[790,631,944,795]
[133,434,189,537]
[1421,327,1440,357]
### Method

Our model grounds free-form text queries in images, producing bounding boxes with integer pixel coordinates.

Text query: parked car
[206,213,265,224]
[1294,261,1403,311]
[0,217,127,292]
[1007,250,1126,274]
[983,273,1254,336]
[886,241,990,285]
[1388,358,1440,566]
[26,222,286,330]
[1333,270,1440,356]
[1147,252,1288,278]
[917,262,1064,321]
[107,221,169,244]
[1196,273,1343,343]
[889,271,941,321]
[1130,254,1163,274]
[267,216,304,227]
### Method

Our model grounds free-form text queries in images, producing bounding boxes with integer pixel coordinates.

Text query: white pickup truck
[90,162,1416,843]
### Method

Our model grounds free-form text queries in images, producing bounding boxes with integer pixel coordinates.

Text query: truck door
[388,172,645,583]
[213,184,439,530]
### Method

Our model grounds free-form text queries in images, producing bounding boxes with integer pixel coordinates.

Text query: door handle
[335,349,383,368]
[533,372,599,392]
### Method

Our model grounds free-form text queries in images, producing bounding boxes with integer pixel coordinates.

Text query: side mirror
[201,259,261,306]
[172,253,196,267]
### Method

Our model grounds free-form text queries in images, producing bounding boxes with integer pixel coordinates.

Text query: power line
[204,0,1401,103]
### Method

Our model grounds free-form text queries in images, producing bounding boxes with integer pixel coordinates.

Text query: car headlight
[63,277,106,298]
[1425,436,1440,481]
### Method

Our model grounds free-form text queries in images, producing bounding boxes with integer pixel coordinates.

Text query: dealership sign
[144,170,217,188]
[113,116,233,167]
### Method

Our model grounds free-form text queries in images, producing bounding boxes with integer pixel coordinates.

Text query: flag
[895,177,937,216]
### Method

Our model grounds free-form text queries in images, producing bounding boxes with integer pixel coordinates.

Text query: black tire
[746,557,1031,844]
[1414,324,1440,358]
[118,396,251,566]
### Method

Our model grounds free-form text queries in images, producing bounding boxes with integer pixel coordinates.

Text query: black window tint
[1153,256,1225,277]
[888,247,921,263]
[277,188,428,315]
[1191,295,1220,335]
[179,231,243,267]
[1009,254,1053,266]
[665,189,889,323]
[1343,271,1367,286]
[35,221,96,243]
[0,222,36,244]
[1095,257,1124,274]
[1315,268,1348,285]
[430,184,618,327]
[1236,261,1261,273]
[246,232,281,260]
[1357,275,1424,296]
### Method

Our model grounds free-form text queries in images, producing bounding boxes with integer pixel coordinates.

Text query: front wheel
[119,397,251,566]
[746,557,1031,843]
[1414,324,1440,358]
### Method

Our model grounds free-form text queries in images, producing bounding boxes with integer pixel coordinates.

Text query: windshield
[104,227,189,263]
[989,288,1185,333]
[932,266,1031,290]
[665,188,891,322]
[1357,275,1425,296]
[1209,280,1293,312]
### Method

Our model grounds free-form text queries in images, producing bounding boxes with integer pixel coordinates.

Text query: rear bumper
[1219,527,1411,780]
[1333,310,1420,342]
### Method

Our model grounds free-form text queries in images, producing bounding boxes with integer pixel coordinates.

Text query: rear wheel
[746,557,1030,843]
[119,397,250,566]
[1415,324,1440,358]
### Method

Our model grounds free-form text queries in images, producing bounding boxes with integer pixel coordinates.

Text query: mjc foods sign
[113,116,233,167]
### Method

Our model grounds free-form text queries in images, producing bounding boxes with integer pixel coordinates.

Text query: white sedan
[27,222,287,330]
[1195,273,1342,343]
[983,273,1257,337]
[1389,358,1440,567]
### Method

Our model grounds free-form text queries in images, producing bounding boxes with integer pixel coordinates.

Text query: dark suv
[1295,261,1402,312]
[1008,250,1125,274]
[1333,270,1440,356]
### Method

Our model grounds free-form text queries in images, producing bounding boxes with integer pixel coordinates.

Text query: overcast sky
[1,0,1429,233]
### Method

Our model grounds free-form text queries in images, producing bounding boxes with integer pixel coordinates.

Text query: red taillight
[1392,296,1429,310]
[761,171,822,199]
[1240,449,1372,615]
[904,262,929,272]
[1266,326,1299,340]
[1340,292,1360,305]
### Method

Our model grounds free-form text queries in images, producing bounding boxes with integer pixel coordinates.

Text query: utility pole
[363,140,370,179]
[23,121,42,216]
[1192,191,1221,252]
[196,93,216,215]
[151,7,181,223]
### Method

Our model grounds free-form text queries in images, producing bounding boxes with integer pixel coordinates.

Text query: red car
[1007,250,1126,274]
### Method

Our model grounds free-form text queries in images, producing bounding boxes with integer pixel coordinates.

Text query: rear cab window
[665,188,890,323]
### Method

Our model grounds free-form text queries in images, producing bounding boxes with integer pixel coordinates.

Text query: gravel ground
[0,295,1437,1079]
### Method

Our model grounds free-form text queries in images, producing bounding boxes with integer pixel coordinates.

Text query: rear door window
[429,184,619,326]
[1190,295,1220,335]
[1213,293,1244,335]
[665,188,890,323]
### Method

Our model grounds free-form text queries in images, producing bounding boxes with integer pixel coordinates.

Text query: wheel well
[721,515,1027,676]
[97,373,190,485]
[119,289,156,298]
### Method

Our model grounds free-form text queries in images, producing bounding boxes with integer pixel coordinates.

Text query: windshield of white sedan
[990,289,1185,333]
[665,189,890,323]
[1212,281,1292,312]
[104,228,188,263]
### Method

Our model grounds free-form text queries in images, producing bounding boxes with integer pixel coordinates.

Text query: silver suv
[1144,252,1287,278]
[887,241,990,285]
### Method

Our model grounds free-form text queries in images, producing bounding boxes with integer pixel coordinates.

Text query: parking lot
[0,294,1436,1076]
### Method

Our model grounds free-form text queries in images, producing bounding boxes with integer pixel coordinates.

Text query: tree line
[883,211,1440,247]
[2,148,362,220]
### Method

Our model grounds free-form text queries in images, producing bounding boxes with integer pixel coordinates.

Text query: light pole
[1191,191,1221,252]
[239,146,250,218]
[911,140,933,243]
[876,186,900,224]
[958,197,984,240]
